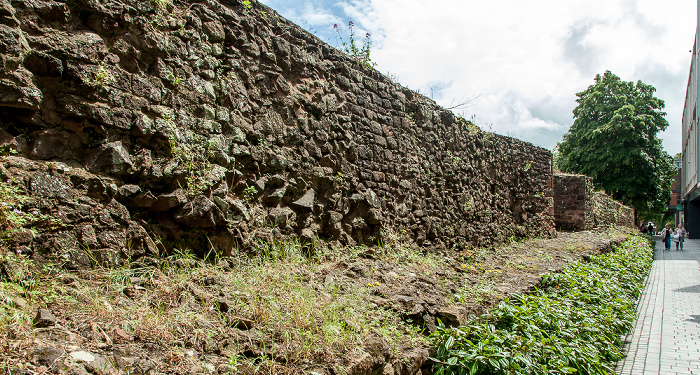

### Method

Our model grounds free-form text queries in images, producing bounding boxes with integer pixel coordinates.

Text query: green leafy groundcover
[430,235,654,375]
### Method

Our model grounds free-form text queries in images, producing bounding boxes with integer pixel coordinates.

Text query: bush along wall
[429,235,653,375]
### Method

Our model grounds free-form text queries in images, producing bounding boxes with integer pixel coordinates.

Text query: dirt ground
[1,228,635,375]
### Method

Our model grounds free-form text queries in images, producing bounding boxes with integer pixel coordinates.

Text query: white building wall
[682,5,700,201]
[682,46,697,198]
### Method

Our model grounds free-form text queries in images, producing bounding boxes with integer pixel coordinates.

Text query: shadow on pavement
[675,284,700,294]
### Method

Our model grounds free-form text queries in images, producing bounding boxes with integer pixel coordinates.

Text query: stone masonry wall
[592,192,635,228]
[553,174,595,231]
[553,174,634,231]
[0,0,554,264]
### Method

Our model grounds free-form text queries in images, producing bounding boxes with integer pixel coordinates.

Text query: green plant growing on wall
[241,0,252,12]
[165,124,216,196]
[0,178,62,240]
[243,185,258,202]
[82,63,115,90]
[333,21,376,69]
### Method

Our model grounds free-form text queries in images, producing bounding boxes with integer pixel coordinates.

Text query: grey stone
[30,130,82,160]
[80,225,98,247]
[153,189,187,211]
[228,198,250,220]
[106,198,130,224]
[269,207,295,227]
[33,308,56,328]
[117,184,141,199]
[87,141,134,176]
[28,347,63,367]
[264,185,287,206]
[174,195,224,227]
[30,173,72,199]
[291,189,315,211]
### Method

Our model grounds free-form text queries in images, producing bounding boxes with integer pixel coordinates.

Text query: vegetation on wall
[333,21,376,69]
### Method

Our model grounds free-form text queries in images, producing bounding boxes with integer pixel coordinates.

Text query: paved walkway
[617,237,700,375]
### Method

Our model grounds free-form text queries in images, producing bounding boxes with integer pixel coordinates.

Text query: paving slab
[617,237,700,375]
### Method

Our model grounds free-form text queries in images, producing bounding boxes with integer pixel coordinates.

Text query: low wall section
[553,174,634,230]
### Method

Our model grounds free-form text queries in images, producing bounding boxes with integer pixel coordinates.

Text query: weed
[333,21,376,69]
[241,0,252,12]
[82,63,116,89]
[243,185,257,202]
[164,123,216,196]
[168,73,184,87]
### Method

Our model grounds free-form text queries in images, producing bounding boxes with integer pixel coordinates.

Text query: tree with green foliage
[556,71,676,220]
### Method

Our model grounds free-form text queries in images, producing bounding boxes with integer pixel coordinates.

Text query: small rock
[216,258,231,270]
[86,141,134,176]
[30,173,72,199]
[11,297,26,310]
[117,184,141,198]
[113,328,133,342]
[28,347,63,367]
[153,189,187,211]
[174,195,224,227]
[33,308,56,328]
[11,229,34,244]
[269,207,295,227]
[435,306,468,327]
[69,351,95,362]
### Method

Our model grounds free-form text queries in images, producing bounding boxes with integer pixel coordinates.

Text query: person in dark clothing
[640,222,648,234]
[648,222,655,235]
[661,224,672,251]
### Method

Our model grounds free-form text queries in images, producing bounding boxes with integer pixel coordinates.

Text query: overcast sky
[259,0,696,156]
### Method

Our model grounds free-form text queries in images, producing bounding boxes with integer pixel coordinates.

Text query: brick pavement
[617,237,700,375]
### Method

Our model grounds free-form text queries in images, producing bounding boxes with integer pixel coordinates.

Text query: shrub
[430,235,653,375]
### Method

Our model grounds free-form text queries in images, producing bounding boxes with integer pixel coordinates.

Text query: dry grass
[0,232,442,373]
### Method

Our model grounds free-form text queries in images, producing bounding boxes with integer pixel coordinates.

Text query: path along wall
[553,174,634,231]
[0,0,554,264]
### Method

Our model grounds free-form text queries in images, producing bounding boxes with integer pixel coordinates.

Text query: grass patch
[0,233,442,372]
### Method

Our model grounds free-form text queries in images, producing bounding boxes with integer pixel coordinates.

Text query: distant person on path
[661,224,672,251]
[640,221,648,234]
[675,224,687,251]
[648,222,655,235]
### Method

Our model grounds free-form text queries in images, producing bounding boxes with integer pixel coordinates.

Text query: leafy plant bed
[430,235,653,375]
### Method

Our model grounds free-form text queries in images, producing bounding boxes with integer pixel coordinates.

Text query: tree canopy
[557,71,676,220]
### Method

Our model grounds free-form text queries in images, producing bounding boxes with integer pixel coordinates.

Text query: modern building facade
[682,2,700,237]
[666,159,683,226]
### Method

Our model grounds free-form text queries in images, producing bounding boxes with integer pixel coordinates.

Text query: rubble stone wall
[0,0,555,264]
[553,174,634,231]
[592,192,635,228]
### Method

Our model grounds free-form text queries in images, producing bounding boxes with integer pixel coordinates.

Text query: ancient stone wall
[553,174,634,231]
[0,0,554,263]
[592,192,635,228]
[553,174,595,231]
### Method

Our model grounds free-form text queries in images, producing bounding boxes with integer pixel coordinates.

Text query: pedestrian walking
[640,221,648,234]
[675,224,687,251]
[661,224,672,251]
[648,222,655,235]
